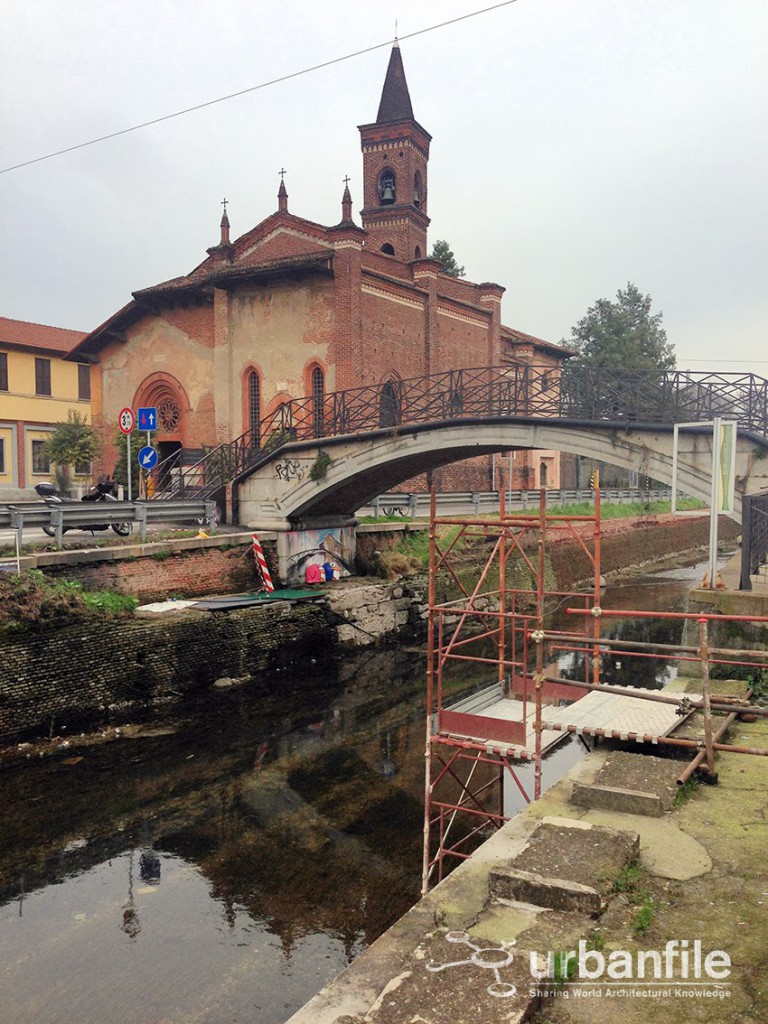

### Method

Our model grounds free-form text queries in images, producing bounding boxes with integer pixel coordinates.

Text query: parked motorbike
[34,478,132,537]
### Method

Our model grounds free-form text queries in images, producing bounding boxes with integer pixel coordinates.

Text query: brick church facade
[71,42,568,499]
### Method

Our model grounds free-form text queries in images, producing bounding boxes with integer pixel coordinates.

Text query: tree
[566,282,675,371]
[43,411,102,493]
[430,239,465,278]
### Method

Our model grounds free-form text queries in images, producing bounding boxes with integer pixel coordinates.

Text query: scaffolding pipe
[545,722,768,757]
[699,618,715,772]
[677,702,744,786]
[566,608,768,624]
[540,630,768,662]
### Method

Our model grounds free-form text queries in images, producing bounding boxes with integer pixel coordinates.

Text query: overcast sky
[1,0,766,372]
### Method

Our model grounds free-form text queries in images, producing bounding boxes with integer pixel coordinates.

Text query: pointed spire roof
[376,41,414,123]
[278,170,288,212]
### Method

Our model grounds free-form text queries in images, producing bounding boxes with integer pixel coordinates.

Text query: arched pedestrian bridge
[152,364,768,528]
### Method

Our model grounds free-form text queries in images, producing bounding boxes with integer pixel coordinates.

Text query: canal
[0,560,713,1024]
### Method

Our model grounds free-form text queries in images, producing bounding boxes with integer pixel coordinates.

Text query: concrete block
[489,866,603,915]
[571,781,664,817]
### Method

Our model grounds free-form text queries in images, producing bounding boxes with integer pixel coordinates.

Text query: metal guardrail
[360,488,674,518]
[1,500,216,550]
[740,492,768,591]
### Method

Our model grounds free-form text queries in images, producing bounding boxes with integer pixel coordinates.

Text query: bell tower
[359,42,431,261]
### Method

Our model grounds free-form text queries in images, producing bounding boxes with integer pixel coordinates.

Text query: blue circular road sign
[138,445,159,470]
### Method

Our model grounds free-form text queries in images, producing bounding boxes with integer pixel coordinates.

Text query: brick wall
[39,539,273,603]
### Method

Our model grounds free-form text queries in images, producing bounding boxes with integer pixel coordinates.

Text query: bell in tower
[378,169,396,205]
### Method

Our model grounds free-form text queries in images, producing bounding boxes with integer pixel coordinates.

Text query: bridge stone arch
[238,418,767,527]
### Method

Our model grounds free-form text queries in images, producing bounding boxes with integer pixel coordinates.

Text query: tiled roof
[376,43,415,123]
[0,316,86,355]
[134,251,333,298]
[502,325,572,356]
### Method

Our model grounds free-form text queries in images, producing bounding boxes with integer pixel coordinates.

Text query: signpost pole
[119,408,135,502]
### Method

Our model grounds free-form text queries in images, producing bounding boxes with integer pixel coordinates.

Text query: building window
[540,372,550,393]
[248,371,260,444]
[35,358,51,396]
[78,363,91,400]
[0,352,7,391]
[0,438,4,474]
[380,243,395,255]
[31,440,50,475]
[311,366,324,436]
[75,460,91,476]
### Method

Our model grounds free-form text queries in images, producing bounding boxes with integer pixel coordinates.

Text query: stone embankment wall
[0,602,331,742]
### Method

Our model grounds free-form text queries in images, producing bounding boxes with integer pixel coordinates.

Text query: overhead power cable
[0,1,520,176]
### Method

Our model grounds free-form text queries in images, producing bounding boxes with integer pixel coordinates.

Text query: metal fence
[361,488,674,519]
[146,364,768,502]
[740,492,768,590]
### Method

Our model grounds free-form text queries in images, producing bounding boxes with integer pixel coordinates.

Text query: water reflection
[0,646,428,1024]
[0,558,725,1024]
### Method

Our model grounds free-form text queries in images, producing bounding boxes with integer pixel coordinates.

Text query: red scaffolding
[421,488,768,893]
[421,488,604,892]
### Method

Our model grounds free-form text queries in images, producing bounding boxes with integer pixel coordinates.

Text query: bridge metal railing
[1,500,216,550]
[145,364,768,503]
[360,488,674,518]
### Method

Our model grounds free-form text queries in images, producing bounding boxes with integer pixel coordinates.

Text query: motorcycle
[34,478,132,538]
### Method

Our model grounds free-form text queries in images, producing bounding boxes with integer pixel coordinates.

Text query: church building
[70,42,568,499]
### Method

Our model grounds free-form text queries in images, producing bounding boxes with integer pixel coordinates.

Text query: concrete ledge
[10,531,260,570]
[571,781,665,817]
[489,866,603,915]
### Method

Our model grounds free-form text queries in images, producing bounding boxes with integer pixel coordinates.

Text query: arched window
[248,371,261,445]
[378,169,396,205]
[413,170,423,207]
[311,365,324,436]
[540,372,550,393]
[415,245,422,259]
[379,379,402,427]
[381,243,395,256]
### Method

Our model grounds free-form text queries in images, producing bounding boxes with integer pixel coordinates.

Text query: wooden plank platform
[437,684,693,758]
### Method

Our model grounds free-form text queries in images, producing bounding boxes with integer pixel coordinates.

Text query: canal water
[0,560,711,1024]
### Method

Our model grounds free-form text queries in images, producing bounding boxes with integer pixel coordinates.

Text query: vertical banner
[716,420,737,514]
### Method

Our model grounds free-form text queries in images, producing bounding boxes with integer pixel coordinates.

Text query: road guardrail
[1,500,216,549]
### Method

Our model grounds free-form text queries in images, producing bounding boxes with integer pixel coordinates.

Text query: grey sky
[1,0,766,372]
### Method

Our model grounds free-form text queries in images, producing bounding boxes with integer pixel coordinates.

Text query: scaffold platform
[541,688,691,742]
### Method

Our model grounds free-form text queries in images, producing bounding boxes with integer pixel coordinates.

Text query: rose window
[157,397,181,432]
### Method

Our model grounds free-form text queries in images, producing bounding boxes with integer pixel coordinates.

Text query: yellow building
[0,316,90,499]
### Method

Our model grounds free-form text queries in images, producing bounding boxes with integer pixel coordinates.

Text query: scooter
[34,478,132,538]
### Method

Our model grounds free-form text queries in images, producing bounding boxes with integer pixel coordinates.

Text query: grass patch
[673,775,699,808]
[0,569,138,631]
[633,897,656,937]
[610,859,644,894]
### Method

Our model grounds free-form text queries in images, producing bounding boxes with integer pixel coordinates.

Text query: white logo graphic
[426,931,517,998]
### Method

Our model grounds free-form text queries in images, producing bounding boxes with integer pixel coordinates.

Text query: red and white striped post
[251,533,275,593]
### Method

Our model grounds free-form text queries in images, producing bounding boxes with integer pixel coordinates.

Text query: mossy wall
[0,603,332,742]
